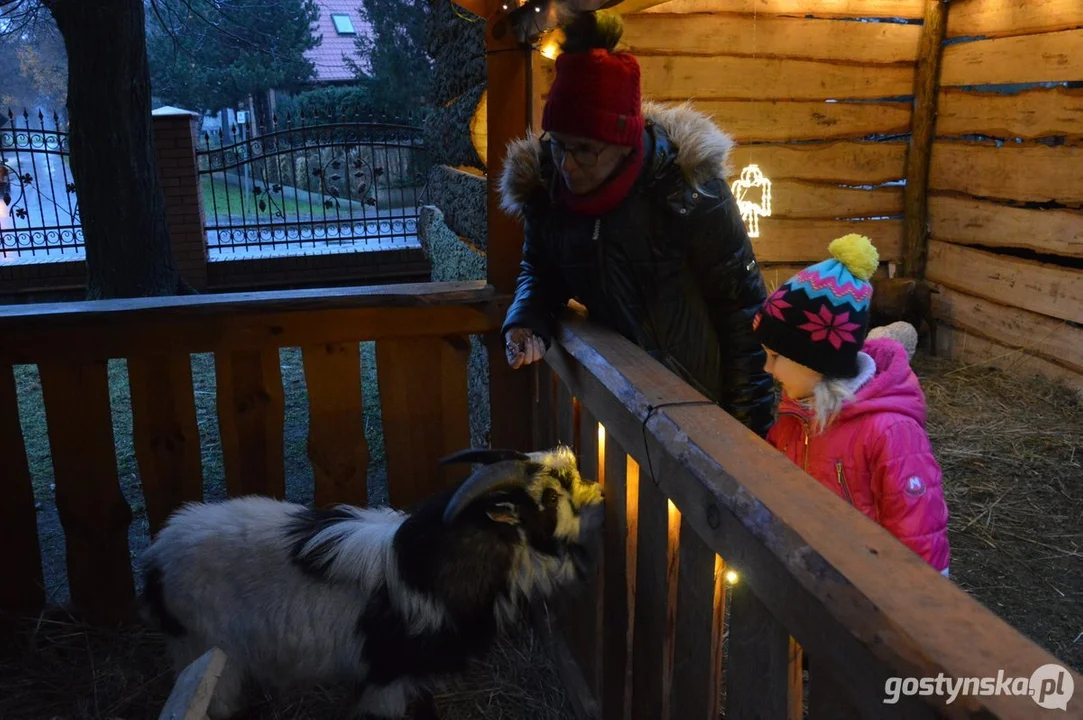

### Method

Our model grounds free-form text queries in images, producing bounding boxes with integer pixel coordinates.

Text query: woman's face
[762,345,822,401]
[548,132,632,195]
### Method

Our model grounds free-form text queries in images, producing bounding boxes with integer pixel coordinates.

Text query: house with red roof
[306,0,373,84]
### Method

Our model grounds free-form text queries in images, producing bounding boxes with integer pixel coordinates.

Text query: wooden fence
[0,281,503,622]
[534,313,1083,720]
[925,0,1083,389]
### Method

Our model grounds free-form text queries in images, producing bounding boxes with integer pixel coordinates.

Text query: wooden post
[901,0,949,279]
[482,0,536,451]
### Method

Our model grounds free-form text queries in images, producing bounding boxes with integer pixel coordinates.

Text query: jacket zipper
[836,460,855,506]
[777,411,810,472]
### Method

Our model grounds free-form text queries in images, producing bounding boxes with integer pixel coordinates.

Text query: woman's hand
[504,328,546,369]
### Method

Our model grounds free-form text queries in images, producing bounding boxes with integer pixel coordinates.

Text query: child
[753,234,950,576]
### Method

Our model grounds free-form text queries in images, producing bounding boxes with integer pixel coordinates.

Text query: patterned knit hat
[753,234,880,379]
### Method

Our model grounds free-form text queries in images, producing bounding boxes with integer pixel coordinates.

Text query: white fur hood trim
[498,101,736,218]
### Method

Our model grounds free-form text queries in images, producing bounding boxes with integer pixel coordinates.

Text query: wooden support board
[728,142,908,185]
[688,100,912,144]
[128,354,203,536]
[630,473,669,720]
[940,28,1083,86]
[749,219,904,264]
[929,142,1083,205]
[0,364,45,616]
[376,335,472,510]
[302,342,369,507]
[638,0,926,19]
[725,582,792,720]
[928,195,1083,259]
[934,324,1083,391]
[600,445,635,720]
[945,0,1083,39]
[620,14,921,64]
[39,360,135,624]
[935,87,1083,140]
[216,349,286,500]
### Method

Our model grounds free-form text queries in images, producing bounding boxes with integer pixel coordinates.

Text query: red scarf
[558,141,645,217]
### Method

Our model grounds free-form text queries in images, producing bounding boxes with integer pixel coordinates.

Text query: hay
[0,612,572,720]
[912,353,1083,671]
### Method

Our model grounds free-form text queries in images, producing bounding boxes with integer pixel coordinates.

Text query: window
[331,13,356,35]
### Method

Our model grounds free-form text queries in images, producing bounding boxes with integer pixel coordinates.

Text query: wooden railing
[534,313,1083,720]
[0,280,504,623]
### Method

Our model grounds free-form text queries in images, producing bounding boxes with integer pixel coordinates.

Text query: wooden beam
[637,0,926,19]
[485,0,536,451]
[901,0,948,279]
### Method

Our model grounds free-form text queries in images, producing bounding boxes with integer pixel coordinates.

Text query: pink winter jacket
[767,338,951,574]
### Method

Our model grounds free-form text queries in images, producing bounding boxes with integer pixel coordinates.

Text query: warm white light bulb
[725,570,739,585]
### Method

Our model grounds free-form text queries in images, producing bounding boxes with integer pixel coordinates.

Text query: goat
[869,276,940,355]
[138,445,604,720]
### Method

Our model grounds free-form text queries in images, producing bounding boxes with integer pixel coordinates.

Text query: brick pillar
[152,106,208,291]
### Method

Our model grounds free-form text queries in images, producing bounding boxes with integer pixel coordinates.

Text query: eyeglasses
[542,133,605,168]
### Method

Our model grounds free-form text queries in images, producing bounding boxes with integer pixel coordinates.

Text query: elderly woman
[498,11,775,437]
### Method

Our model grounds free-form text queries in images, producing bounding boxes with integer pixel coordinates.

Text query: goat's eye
[542,488,559,507]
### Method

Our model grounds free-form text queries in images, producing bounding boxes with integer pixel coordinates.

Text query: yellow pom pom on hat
[828,233,879,282]
[752,234,880,379]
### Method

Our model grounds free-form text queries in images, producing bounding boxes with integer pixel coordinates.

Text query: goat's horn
[442,461,532,524]
[438,448,532,466]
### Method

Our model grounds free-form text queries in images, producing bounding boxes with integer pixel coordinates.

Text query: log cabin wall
[925,0,1083,389]
[536,0,927,291]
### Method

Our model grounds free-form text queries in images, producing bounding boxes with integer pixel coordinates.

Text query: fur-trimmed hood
[498,101,736,218]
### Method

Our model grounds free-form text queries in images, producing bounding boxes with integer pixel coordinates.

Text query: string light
[725,569,739,585]
[732,164,772,238]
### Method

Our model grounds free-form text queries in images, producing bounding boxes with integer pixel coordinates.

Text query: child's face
[762,346,823,401]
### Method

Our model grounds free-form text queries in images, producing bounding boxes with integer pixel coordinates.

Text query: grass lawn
[201,175,326,221]
[14,344,388,603]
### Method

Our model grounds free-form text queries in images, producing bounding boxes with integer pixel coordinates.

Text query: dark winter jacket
[498,102,776,437]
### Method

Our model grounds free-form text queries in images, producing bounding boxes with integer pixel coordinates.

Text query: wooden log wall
[0,282,502,623]
[926,0,1083,389]
[536,0,926,288]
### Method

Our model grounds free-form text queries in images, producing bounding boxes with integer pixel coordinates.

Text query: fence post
[152,107,208,291]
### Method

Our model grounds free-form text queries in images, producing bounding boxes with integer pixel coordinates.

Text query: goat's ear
[485,501,520,525]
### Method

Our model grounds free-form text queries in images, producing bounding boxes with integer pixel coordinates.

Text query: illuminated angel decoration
[731,164,772,238]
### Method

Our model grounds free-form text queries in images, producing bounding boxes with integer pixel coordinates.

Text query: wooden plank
[639,0,925,19]
[946,0,1083,39]
[0,364,45,617]
[788,638,804,720]
[728,142,908,185]
[807,660,862,720]
[566,405,603,696]
[128,355,203,537]
[0,281,501,365]
[302,342,368,508]
[38,361,134,624]
[929,142,1083,204]
[935,324,1083,391]
[761,180,903,220]
[630,473,669,720]
[532,602,603,720]
[928,195,1083,259]
[708,555,727,720]
[901,0,948,278]
[725,582,790,720]
[761,265,806,293]
[541,56,916,101]
[158,647,228,720]
[601,439,632,720]
[936,86,1083,140]
[940,28,1083,86]
[545,318,1077,719]
[620,14,921,64]
[486,4,535,453]
[925,240,1083,323]
[930,286,1083,374]
[216,349,286,500]
[376,336,472,510]
[751,219,905,263]
[533,364,558,449]
[556,382,581,453]
[668,522,719,720]
[690,99,911,143]
[662,502,680,720]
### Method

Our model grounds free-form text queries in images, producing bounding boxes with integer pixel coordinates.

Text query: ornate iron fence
[197,113,429,255]
[0,109,82,260]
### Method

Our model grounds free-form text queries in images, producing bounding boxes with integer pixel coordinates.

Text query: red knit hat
[542,46,643,146]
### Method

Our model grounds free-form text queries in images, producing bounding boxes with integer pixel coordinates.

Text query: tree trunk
[46,0,188,299]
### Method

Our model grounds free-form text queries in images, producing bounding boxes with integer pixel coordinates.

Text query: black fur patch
[142,565,186,637]
[284,506,356,581]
